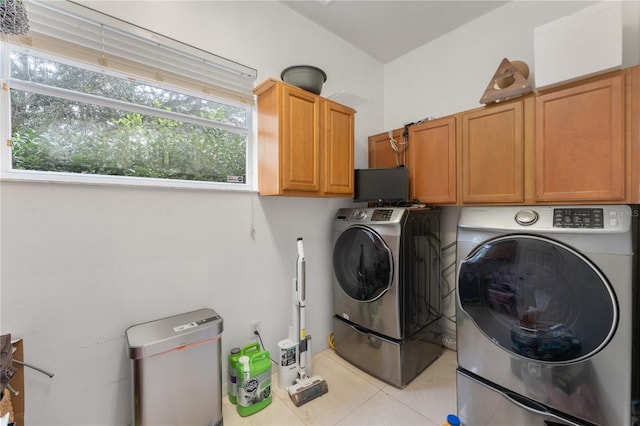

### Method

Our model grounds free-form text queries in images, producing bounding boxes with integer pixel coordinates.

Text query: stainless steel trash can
[126,308,223,426]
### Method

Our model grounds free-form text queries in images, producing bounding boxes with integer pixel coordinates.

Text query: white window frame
[0,0,257,191]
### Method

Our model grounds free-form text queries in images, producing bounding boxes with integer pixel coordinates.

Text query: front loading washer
[331,207,442,388]
[455,205,634,426]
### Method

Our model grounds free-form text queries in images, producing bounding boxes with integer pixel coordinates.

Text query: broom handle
[296,237,306,334]
[296,237,305,308]
[296,238,306,371]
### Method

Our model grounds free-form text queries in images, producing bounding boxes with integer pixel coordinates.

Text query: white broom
[287,238,328,406]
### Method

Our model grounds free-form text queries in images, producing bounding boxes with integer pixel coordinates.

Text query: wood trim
[630,66,640,203]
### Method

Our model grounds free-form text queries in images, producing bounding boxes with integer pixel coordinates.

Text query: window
[0,1,257,190]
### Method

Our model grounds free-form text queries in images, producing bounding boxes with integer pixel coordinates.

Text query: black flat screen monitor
[353,167,409,205]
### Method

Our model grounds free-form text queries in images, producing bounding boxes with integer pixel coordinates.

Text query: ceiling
[281,0,510,64]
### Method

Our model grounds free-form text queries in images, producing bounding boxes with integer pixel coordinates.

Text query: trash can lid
[126,308,223,359]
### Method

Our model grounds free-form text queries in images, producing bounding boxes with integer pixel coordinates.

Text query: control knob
[515,209,538,226]
[354,209,367,220]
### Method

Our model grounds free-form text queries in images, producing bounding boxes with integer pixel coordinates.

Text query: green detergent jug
[228,343,261,404]
[236,350,272,417]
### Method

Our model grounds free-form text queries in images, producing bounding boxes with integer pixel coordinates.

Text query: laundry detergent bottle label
[236,351,272,417]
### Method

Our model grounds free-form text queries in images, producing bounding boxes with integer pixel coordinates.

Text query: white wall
[383,1,640,128]
[383,0,640,339]
[0,1,382,424]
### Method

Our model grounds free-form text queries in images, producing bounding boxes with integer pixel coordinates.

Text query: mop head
[287,375,328,407]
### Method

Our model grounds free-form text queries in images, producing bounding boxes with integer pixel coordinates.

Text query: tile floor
[223,348,458,425]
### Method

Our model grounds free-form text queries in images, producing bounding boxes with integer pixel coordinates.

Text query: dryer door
[333,225,393,302]
[458,235,617,363]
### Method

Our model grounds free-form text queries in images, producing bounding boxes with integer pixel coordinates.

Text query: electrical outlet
[250,320,261,340]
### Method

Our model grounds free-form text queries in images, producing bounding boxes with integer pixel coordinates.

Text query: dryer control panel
[553,208,604,228]
[460,205,630,232]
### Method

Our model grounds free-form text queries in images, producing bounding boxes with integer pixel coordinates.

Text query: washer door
[458,235,617,363]
[333,225,393,302]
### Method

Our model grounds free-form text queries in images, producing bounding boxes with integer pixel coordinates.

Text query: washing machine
[455,205,634,426]
[331,206,442,388]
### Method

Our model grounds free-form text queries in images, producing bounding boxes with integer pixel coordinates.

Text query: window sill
[0,169,256,192]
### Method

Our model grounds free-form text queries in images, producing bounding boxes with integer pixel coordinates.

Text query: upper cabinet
[368,129,405,169]
[367,66,638,205]
[253,79,355,197]
[460,100,525,204]
[409,116,457,204]
[324,100,356,194]
[534,74,625,202]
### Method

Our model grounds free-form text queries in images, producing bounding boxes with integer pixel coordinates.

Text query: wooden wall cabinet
[460,100,525,204]
[534,74,626,202]
[366,66,638,206]
[324,100,356,194]
[254,79,355,197]
[409,116,457,204]
[456,69,630,205]
[368,129,406,169]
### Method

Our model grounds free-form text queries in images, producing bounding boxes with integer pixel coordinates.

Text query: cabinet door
[408,116,456,204]
[461,102,524,204]
[281,85,321,193]
[368,129,405,168]
[535,75,625,202]
[324,100,354,195]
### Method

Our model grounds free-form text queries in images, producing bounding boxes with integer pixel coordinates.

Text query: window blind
[7,0,257,104]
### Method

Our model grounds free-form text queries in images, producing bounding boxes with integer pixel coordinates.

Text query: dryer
[331,207,442,388]
[456,205,634,426]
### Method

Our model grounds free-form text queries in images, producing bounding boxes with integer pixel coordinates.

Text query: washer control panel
[371,209,394,221]
[553,208,604,228]
[342,208,404,223]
